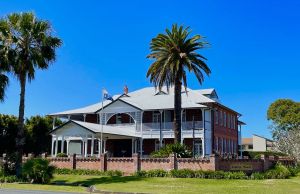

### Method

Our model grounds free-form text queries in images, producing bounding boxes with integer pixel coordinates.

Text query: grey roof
[51,120,139,137]
[49,87,216,116]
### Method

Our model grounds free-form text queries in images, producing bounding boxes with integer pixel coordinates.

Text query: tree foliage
[267,99,300,160]
[0,114,62,155]
[147,24,211,143]
[267,99,300,131]
[0,12,62,176]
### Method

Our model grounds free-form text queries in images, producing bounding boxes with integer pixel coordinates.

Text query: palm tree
[0,12,62,176]
[147,24,211,144]
[0,72,8,102]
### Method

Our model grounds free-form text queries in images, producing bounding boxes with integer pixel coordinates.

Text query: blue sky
[0,0,299,139]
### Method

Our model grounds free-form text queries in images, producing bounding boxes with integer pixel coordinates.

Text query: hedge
[134,163,299,180]
[55,168,123,176]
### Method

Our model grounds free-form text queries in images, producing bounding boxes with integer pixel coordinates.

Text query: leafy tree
[0,12,62,176]
[147,24,211,143]
[267,99,300,160]
[24,115,62,155]
[0,114,18,154]
[267,99,300,131]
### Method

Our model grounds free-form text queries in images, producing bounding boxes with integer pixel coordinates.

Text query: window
[215,110,219,125]
[223,112,226,127]
[219,111,223,126]
[194,140,203,157]
[248,145,253,149]
[215,137,218,151]
[233,116,236,129]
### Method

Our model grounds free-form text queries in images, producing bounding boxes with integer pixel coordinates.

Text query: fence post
[210,154,218,171]
[169,153,177,170]
[71,154,76,169]
[132,153,140,172]
[100,153,107,171]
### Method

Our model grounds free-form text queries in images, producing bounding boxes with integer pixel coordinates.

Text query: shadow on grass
[52,176,144,187]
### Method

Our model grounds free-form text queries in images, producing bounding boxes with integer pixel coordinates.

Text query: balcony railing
[142,121,203,131]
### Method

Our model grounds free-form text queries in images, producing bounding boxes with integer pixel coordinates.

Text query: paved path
[0,189,81,194]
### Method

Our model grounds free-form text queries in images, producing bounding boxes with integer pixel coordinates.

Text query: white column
[84,138,88,157]
[91,135,94,156]
[83,114,86,122]
[61,136,64,154]
[66,140,70,155]
[51,136,54,157]
[202,138,205,157]
[103,139,107,153]
[68,115,71,120]
[55,136,58,157]
[98,139,101,158]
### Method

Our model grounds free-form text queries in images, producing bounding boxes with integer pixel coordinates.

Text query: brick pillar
[169,153,177,170]
[71,154,76,169]
[261,154,272,171]
[100,153,107,171]
[209,154,218,171]
[132,153,140,172]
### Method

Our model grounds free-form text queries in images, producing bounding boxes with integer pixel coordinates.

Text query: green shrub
[224,171,248,179]
[250,172,265,180]
[54,168,122,176]
[56,153,67,157]
[134,170,147,177]
[151,143,192,158]
[287,164,300,176]
[170,169,196,178]
[144,169,169,177]
[264,163,291,179]
[22,158,55,184]
[0,175,18,183]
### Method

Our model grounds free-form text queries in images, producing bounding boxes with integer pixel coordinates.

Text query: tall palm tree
[0,72,8,102]
[0,12,62,176]
[147,24,211,144]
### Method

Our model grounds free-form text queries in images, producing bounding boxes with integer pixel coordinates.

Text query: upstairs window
[215,110,219,125]
[223,112,226,127]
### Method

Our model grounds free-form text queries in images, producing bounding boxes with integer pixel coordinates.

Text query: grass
[1,174,300,194]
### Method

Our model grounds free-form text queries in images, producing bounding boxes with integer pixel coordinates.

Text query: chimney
[124,85,128,95]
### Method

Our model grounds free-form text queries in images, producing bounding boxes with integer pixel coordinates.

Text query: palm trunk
[173,77,182,144]
[15,73,26,177]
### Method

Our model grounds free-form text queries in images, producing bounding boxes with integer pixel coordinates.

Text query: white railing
[142,121,203,131]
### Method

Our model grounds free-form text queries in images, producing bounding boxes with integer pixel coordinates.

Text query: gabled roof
[50,120,139,137]
[48,94,120,116]
[49,86,220,116]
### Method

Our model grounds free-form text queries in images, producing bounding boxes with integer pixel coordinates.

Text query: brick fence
[1,154,295,175]
[47,154,296,174]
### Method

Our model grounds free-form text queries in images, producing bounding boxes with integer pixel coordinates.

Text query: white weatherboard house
[49,86,243,158]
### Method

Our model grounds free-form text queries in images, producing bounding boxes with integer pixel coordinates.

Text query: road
[0,189,81,194]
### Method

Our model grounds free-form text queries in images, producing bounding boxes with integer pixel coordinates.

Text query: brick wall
[106,157,136,174]
[76,158,101,170]
[45,154,294,174]
[141,158,173,171]
[49,158,73,169]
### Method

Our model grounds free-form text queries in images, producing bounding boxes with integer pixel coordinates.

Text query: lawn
[1,174,300,194]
